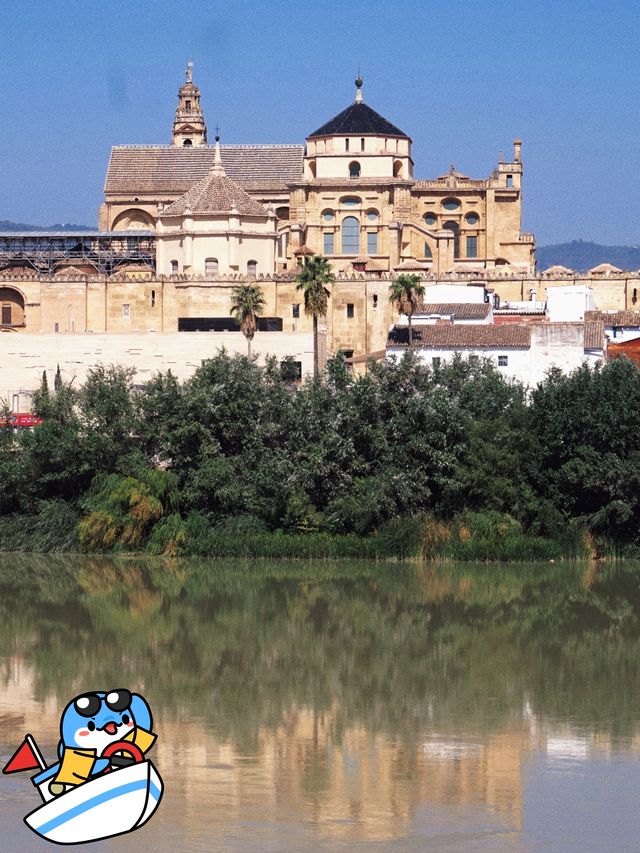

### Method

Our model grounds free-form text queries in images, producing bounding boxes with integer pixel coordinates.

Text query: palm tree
[389,273,425,346]
[230,283,266,358]
[295,254,334,377]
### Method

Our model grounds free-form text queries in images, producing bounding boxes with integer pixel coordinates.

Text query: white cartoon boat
[24,758,163,845]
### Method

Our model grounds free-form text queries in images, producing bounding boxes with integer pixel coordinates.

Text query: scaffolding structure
[0,231,156,275]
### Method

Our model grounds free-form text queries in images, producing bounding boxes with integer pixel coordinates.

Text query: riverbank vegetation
[1,350,639,560]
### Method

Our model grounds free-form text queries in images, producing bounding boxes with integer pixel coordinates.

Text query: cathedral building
[4,65,639,406]
[101,66,535,276]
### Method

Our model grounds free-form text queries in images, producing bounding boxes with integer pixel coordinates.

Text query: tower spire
[172,64,208,147]
[212,130,224,175]
[355,72,363,103]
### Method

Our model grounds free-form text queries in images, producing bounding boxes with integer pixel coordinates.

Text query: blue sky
[1,0,638,245]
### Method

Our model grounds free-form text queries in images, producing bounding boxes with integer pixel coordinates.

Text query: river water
[1,556,640,851]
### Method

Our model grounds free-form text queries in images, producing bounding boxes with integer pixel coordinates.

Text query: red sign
[0,413,43,428]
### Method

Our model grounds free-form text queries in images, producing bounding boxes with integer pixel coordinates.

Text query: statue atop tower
[172,62,208,147]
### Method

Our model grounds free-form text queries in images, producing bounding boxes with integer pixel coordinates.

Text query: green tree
[54,364,62,392]
[230,283,266,358]
[295,255,333,377]
[389,273,425,346]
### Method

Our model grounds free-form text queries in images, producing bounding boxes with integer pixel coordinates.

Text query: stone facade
[101,70,535,275]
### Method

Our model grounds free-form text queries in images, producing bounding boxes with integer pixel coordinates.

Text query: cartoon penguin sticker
[3,689,163,844]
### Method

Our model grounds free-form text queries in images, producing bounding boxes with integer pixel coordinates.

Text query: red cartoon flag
[2,735,45,774]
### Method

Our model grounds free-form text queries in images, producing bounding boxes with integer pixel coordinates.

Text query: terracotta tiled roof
[387,323,531,349]
[294,245,314,255]
[542,264,574,275]
[104,144,304,194]
[395,258,429,270]
[162,168,269,216]
[308,101,408,139]
[590,263,622,273]
[584,320,605,350]
[414,302,491,320]
[585,310,640,327]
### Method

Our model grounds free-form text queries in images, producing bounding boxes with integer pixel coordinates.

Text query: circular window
[442,197,460,210]
[465,212,479,225]
[423,213,437,226]
[322,210,334,222]
[366,209,378,222]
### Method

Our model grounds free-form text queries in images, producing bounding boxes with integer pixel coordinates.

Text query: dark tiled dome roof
[308,101,408,139]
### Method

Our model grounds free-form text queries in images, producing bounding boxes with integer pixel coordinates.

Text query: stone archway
[0,287,25,328]
[111,208,156,231]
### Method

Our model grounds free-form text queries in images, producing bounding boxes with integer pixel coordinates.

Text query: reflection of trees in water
[2,556,640,746]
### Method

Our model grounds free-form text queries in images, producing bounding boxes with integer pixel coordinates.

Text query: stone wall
[0,331,314,411]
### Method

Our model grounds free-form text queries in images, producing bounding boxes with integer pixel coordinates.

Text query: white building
[386,321,605,387]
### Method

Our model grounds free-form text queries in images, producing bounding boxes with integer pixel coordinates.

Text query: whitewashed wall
[0,331,313,411]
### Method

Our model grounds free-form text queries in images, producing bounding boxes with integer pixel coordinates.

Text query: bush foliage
[1,352,639,559]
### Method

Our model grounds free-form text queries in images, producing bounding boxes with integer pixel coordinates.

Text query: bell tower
[172,62,208,147]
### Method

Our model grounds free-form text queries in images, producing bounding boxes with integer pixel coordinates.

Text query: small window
[347,303,354,318]
[171,260,179,274]
[280,359,302,382]
[432,357,441,368]
[424,242,432,259]
[341,197,360,206]
[123,304,131,319]
[349,161,361,179]
[469,354,479,366]
[465,212,479,225]
[506,175,513,187]
[345,138,350,151]
[54,322,59,333]
[442,197,460,210]
[498,355,508,367]
[185,100,191,109]
[366,209,378,221]
[205,257,219,276]
[367,232,378,254]
[466,236,478,258]
[424,213,437,226]
[292,303,300,318]
[323,232,334,255]
[183,139,192,147]
[151,289,156,308]
[247,260,257,277]
[322,209,334,222]
[360,137,365,151]
[373,294,378,309]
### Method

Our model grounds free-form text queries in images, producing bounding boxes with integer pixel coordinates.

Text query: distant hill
[0,220,93,232]
[537,241,640,272]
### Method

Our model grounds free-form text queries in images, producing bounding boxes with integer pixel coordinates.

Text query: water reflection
[2,556,640,849]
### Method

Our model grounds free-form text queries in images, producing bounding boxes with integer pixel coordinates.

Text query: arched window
[205,258,219,276]
[349,161,361,179]
[0,287,25,327]
[443,221,460,257]
[394,160,403,177]
[247,260,257,277]
[183,139,192,147]
[341,216,360,254]
[423,242,432,260]
[170,260,179,274]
